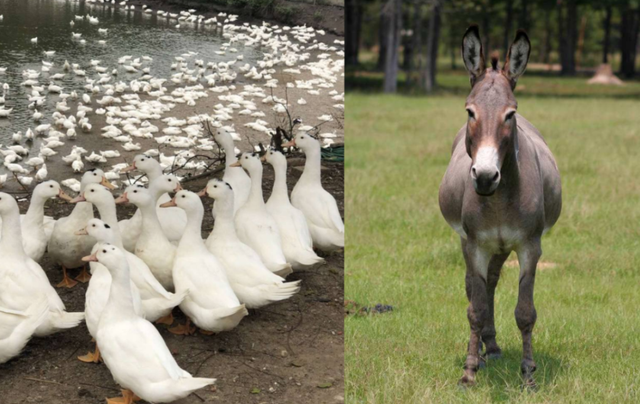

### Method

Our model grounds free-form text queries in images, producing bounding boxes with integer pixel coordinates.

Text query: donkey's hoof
[477,355,487,369]
[458,374,476,388]
[486,350,502,360]
[522,377,538,392]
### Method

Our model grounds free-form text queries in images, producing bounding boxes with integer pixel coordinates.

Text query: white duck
[0,193,84,337]
[232,152,292,277]
[202,179,301,308]
[264,150,325,269]
[85,244,216,403]
[0,297,48,364]
[214,128,250,215]
[161,190,247,334]
[48,169,116,287]
[122,187,177,291]
[20,181,72,262]
[119,156,186,250]
[284,134,344,251]
[75,219,144,364]
[79,216,185,325]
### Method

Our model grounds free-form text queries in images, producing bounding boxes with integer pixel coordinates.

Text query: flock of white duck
[0,129,344,403]
[0,1,344,403]
[0,1,344,190]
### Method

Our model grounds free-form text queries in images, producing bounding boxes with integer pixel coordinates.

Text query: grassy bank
[345,74,640,403]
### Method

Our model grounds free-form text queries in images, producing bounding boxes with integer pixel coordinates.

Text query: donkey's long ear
[503,30,531,89]
[461,25,485,87]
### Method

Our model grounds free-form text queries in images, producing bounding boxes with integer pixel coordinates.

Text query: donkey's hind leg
[482,252,510,360]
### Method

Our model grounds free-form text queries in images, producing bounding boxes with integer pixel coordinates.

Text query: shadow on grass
[453,348,564,401]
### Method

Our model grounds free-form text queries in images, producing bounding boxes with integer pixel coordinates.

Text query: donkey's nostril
[472,167,477,176]
[492,172,499,181]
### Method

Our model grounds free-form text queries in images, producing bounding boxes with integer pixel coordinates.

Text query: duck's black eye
[92,224,96,227]
[102,249,107,253]
[168,179,172,182]
[94,173,97,176]
[214,185,217,188]
[133,190,137,193]
[301,136,305,139]
[245,156,248,159]
[50,185,54,188]
[182,195,185,198]
[105,224,110,228]
[141,159,145,162]
[91,189,95,192]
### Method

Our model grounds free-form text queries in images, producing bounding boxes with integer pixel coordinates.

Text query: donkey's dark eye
[467,109,475,119]
[505,111,516,121]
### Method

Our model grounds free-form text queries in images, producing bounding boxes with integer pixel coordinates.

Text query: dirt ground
[0,160,344,404]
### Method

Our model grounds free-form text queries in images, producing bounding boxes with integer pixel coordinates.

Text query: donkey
[438,26,562,388]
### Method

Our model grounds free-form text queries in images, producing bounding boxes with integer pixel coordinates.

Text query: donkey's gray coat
[439,26,562,388]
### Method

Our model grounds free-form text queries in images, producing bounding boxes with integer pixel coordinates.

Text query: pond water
[0,0,261,140]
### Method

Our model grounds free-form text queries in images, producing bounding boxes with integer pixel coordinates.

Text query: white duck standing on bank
[263,150,325,269]
[284,134,344,251]
[48,169,116,287]
[122,187,177,291]
[84,244,216,403]
[20,181,73,262]
[231,152,292,277]
[0,193,84,338]
[161,190,247,335]
[79,216,185,326]
[120,156,186,250]
[0,296,48,364]
[75,219,144,364]
[202,179,301,308]
[214,128,250,215]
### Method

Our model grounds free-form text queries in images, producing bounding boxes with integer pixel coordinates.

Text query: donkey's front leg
[515,241,542,389]
[482,253,510,360]
[459,240,491,386]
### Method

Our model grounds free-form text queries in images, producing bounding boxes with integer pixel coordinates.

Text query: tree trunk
[603,5,612,64]
[345,0,362,66]
[422,0,441,93]
[503,0,513,60]
[519,0,529,32]
[576,15,587,67]
[383,0,402,93]
[377,3,387,71]
[541,8,552,65]
[620,4,640,78]
[450,22,456,70]
[482,11,490,57]
[558,0,577,75]
[406,1,422,85]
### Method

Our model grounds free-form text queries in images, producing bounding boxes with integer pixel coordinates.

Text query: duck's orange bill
[81,252,98,262]
[114,192,129,204]
[159,197,177,208]
[70,193,86,203]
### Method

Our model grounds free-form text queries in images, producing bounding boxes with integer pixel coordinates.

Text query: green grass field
[345,73,640,403]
